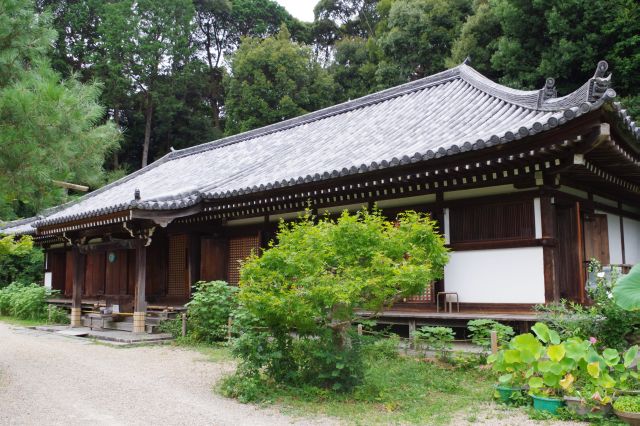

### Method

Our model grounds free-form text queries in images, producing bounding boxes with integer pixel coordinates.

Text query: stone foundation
[132,311,146,333]
[70,307,82,327]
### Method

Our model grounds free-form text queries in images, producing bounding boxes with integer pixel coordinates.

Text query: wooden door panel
[105,250,128,295]
[200,238,227,282]
[583,214,610,264]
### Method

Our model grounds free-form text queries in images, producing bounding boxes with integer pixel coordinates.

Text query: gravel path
[0,323,338,426]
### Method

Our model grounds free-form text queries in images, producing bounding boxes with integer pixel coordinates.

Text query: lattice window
[406,283,434,303]
[168,234,187,297]
[227,234,260,285]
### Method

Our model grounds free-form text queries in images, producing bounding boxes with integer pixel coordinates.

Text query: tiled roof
[3,61,636,233]
[0,217,37,235]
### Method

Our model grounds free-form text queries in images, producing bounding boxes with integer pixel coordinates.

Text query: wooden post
[490,330,498,354]
[181,313,187,338]
[133,239,147,333]
[357,324,363,336]
[408,320,416,349]
[70,245,85,327]
[227,317,233,342]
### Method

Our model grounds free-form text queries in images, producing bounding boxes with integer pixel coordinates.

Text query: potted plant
[562,339,618,416]
[614,396,640,425]
[615,346,640,396]
[488,332,544,403]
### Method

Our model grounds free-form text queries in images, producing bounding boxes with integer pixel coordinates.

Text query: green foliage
[229,208,448,393]
[224,26,335,134]
[0,0,120,217]
[186,280,239,343]
[614,396,640,413]
[537,260,640,351]
[221,345,494,424]
[46,305,69,324]
[413,326,454,359]
[0,282,51,320]
[614,263,640,311]
[467,319,514,350]
[0,235,43,287]
[489,322,637,405]
[376,0,472,81]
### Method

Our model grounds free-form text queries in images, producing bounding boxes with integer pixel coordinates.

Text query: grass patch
[0,315,45,327]
[166,337,234,362]
[220,354,494,425]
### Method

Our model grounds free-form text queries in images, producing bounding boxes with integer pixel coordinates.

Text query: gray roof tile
[4,61,636,232]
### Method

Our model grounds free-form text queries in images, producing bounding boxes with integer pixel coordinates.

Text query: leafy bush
[467,319,514,350]
[47,305,69,324]
[614,395,640,413]
[0,235,43,288]
[186,280,238,343]
[413,326,454,359]
[157,317,183,338]
[0,282,50,320]
[536,260,640,350]
[229,209,448,395]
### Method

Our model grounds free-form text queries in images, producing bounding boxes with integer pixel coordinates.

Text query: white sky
[275,0,318,22]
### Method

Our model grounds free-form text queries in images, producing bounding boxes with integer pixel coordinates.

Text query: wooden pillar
[133,239,147,333]
[540,195,559,303]
[70,245,85,327]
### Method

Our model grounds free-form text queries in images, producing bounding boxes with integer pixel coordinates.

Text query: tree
[375,0,472,83]
[233,209,449,389]
[447,0,501,79]
[330,37,380,101]
[99,0,195,168]
[0,0,119,218]
[223,26,336,135]
[0,235,43,287]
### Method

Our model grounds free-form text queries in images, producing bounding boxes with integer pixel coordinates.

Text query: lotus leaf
[602,348,620,367]
[613,263,640,311]
[511,333,543,363]
[548,344,566,362]
[624,345,639,368]
[559,373,575,390]
[504,349,521,364]
[587,361,601,378]
[528,376,544,389]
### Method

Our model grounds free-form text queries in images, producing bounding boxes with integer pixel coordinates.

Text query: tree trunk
[112,108,120,169]
[142,94,153,168]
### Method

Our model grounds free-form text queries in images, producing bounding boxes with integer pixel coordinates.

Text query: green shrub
[361,334,400,361]
[186,280,238,343]
[47,305,69,324]
[413,326,455,359]
[233,209,448,393]
[536,260,640,350]
[0,282,60,321]
[614,395,640,413]
[467,319,514,350]
[0,235,43,288]
[157,317,183,338]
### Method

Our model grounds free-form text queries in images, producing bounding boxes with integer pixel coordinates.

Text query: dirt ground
[0,323,586,426]
[0,323,337,426]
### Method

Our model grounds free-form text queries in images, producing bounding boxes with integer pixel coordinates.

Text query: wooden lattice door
[227,234,261,285]
[168,234,189,298]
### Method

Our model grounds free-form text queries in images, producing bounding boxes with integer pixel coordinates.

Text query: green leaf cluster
[185,280,239,342]
[0,235,43,288]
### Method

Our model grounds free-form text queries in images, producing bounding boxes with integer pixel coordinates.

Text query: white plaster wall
[595,211,623,264]
[623,218,640,264]
[444,247,546,304]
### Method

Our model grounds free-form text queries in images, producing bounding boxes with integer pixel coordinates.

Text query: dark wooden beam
[133,238,147,333]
